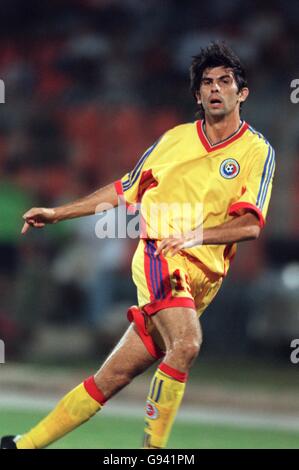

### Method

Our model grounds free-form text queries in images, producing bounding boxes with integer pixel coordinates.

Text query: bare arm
[202,212,261,245]
[155,212,261,257]
[22,182,118,234]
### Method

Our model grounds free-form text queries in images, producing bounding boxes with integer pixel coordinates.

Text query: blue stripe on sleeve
[122,139,160,191]
[256,146,274,209]
[260,150,275,209]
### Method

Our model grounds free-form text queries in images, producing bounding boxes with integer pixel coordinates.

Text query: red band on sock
[83,376,107,405]
[158,363,188,383]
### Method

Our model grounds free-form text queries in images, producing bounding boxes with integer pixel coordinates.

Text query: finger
[163,246,172,256]
[33,222,45,228]
[169,244,183,256]
[166,239,184,257]
[154,247,162,257]
[154,240,168,256]
[21,221,31,234]
[23,209,38,220]
[155,237,182,257]
[158,240,174,256]
[162,240,178,257]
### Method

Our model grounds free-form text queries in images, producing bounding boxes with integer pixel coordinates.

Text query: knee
[169,335,202,365]
[185,328,203,359]
[182,339,202,362]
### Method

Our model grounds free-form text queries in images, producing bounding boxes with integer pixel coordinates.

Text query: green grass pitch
[1,409,299,449]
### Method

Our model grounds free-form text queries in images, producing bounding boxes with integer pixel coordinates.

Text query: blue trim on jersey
[248,125,269,145]
[122,145,153,189]
[122,139,160,191]
[260,149,275,209]
[256,145,271,207]
[122,178,132,190]
[248,125,274,211]
[256,146,275,209]
[122,143,155,190]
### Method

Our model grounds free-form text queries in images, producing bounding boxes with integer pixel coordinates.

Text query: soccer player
[1,42,275,449]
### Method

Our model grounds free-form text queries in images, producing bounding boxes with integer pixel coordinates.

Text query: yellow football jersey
[115,120,275,276]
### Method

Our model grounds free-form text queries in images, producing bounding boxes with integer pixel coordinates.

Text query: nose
[211,82,221,92]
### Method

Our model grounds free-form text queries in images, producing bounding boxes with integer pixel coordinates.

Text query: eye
[221,77,230,84]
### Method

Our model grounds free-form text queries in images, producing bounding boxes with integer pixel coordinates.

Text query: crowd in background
[0,0,298,360]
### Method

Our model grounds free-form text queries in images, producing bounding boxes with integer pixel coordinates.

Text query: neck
[204,112,242,145]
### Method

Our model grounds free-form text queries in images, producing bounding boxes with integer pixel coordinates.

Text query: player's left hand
[154,232,197,257]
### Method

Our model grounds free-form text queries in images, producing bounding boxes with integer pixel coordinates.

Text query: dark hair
[190,41,248,117]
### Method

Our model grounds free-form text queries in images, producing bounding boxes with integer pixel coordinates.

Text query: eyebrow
[201,74,232,81]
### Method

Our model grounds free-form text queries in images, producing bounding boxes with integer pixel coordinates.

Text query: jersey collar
[196,119,249,153]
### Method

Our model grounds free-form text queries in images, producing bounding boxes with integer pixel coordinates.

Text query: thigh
[150,307,202,351]
[94,324,157,398]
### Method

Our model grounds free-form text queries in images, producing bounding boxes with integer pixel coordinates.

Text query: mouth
[209,97,223,106]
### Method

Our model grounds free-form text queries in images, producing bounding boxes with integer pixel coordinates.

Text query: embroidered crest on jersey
[145,401,159,419]
[220,158,240,179]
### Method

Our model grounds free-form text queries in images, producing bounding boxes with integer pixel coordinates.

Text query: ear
[238,87,249,103]
[195,91,201,104]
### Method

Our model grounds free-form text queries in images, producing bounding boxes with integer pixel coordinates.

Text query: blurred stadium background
[1,0,299,448]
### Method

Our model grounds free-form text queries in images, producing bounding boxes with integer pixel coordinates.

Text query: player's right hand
[21,208,58,234]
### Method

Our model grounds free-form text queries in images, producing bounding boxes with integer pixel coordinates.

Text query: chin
[208,110,226,118]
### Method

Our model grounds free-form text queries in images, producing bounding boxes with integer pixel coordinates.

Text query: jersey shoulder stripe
[248,125,275,210]
[248,125,270,145]
[123,138,161,191]
[256,145,275,210]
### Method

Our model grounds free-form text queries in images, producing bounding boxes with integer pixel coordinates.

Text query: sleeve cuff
[228,202,265,228]
[114,180,136,213]
[114,180,124,197]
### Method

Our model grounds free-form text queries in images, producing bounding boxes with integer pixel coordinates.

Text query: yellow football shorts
[131,239,223,317]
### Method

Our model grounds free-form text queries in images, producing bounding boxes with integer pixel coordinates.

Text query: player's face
[196,66,249,118]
